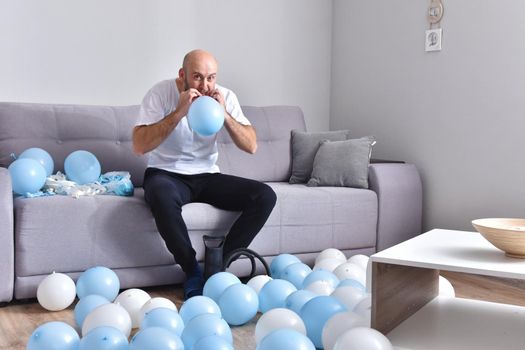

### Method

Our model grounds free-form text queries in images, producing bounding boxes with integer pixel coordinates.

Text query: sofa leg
[17,298,36,305]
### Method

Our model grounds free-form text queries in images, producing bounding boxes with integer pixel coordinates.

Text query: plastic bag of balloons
[99,171,134,196]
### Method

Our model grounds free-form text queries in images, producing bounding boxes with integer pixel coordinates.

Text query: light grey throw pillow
[307,136,376,188]
[289,129,351,184]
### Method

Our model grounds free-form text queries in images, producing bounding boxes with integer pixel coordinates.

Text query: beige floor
[2,272,525,350]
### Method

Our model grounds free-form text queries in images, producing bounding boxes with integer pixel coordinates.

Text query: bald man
[132,50,276,299]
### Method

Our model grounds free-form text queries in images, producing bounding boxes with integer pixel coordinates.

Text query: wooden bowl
[472,218,525,258]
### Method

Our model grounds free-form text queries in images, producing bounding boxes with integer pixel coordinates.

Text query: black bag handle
[223,248,271,280]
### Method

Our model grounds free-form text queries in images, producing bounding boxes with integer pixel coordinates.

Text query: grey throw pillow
[289,129,351,184]
[307,136,376,188]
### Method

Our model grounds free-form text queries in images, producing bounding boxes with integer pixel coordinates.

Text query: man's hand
[175,88,201,117]
[208,88,226,110]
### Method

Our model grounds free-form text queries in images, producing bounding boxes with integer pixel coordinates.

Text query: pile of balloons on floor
[8,147,101,195]
[27,249,456,349]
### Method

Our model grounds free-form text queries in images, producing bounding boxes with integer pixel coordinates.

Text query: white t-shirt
[136,79,250,175]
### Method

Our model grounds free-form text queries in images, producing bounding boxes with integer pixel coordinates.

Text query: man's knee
[257,184,277,211]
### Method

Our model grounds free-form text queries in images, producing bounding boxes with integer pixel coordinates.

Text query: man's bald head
[179,49,218,94]
[182,49,217,71]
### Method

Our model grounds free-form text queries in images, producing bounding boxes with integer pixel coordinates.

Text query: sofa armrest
[0,167,14,303]
[369,163,423,252]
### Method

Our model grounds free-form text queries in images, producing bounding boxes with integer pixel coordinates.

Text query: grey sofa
[0,102,422,303]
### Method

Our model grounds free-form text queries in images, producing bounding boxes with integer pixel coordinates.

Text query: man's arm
[223,114,257,154]
[132,111,182,156]
[132,88,201,155]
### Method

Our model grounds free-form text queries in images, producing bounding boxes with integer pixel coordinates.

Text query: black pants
[143,167,277,274]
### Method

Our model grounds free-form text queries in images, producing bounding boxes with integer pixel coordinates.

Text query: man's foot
[183,275,204,300]
[183,263,204,300]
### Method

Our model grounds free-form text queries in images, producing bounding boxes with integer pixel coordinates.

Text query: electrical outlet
[425,28,442,52]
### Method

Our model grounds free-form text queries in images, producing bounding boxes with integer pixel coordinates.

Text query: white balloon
[314,258,343,273]
[439,275,455,297]
[247,275,273,295]
[82,302,132,337]
[347,254,369,271]
[304,280,335,296]
[138,297,178,325]
[114,288,151,328]
[331,286,366,311]
[353,295,372,327]
[255,307,306,344]
[333,327,393,350]
[333,262,366,286]
[322,311,368,350]
[36,272,76,311]
[315,248,346,266]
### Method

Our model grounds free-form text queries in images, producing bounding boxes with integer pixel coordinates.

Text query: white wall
[0,0,332,131]
[331,1,525,231]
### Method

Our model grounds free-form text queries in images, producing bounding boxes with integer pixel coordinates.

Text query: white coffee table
[370,228,525,350]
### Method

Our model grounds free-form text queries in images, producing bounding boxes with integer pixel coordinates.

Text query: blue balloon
[79,326,128,350]
[203,271,241,302]
[8,158,46,195]
[130,327,184,350]
[299,296,347,348]
[338,278,366,292]
[302,270,339,289]
[284,290,317,315]
[257,328,315,350]
[74,294,110,327]
[181,313,232,350]
[19,147,54,177]
[64,150,101,185]
[281,262,312,289]
[258,279,297,313]
[179,295,221,324]
[27,321,80,350]
[141,307,184,337]
[218,283,258,326]
[193,335,234,350]
[269,254,301,279]
[76,266,120,301]
[187,96,225,136]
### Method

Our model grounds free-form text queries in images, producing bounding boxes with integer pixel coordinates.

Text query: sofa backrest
[0,102,305,186]
[0,102,147,186]
[217,105,305,182]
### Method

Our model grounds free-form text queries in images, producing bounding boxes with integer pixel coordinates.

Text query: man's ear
[176,68,185,93]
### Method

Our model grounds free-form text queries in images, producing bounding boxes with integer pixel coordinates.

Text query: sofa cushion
[269,183,378,253]
[13,189,248,276]
[307,137,375,189]
[289,129,351,184]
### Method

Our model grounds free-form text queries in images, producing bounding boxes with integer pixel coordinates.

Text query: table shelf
[388,296,525,350]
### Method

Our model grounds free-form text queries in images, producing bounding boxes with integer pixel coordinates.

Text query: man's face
[182,56,217,95]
